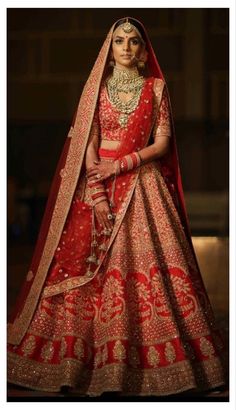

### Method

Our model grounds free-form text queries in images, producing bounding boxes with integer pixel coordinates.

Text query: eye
[114,39,122,44]
[131,39,140,46]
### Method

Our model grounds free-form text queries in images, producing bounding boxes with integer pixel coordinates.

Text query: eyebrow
[114,35,140,40]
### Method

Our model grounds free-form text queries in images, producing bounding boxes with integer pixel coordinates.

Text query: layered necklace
[106,66,144,128]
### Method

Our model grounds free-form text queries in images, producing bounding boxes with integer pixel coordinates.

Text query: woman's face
[111,26,144,69]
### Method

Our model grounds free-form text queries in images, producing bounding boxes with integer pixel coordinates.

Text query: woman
[7,17,227,396]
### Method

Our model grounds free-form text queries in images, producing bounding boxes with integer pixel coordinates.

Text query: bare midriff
[100,140,120,150]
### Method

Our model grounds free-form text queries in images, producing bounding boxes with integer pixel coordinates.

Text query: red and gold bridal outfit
[7,75,226,395]
[7,18,227,396]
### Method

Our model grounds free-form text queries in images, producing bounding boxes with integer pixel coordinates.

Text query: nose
[123,39,130,52]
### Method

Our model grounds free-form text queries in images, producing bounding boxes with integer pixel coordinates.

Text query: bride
[7,17,227,396]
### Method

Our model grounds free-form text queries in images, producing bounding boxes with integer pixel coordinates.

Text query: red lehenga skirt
[7,149,227,396]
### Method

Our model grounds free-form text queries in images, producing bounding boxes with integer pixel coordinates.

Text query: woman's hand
[94,199,114,230]
[87,160,116,184]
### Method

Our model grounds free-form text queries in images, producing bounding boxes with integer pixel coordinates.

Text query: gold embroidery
[7,351,226,395]
[164,342,176,363]
[199,337,215,357]
[113,340,126,361]
[41,341,54,362]
[152,81,171,140]
[102,344,108,365]
[59,337,67,359]
[147,346,160,367]
[21,335,36,356]
[94,348,102,369]
[73,338,84,360]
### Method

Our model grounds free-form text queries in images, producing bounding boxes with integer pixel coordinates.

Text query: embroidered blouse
[88,77,171,144]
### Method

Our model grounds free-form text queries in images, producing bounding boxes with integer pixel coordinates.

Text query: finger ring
[96,173,101,179]
[107,213,113,220]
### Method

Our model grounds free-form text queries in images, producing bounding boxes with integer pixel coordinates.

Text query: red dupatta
[8,17,195,345]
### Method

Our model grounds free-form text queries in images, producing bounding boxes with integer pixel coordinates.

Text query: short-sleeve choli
[88,77,171,143]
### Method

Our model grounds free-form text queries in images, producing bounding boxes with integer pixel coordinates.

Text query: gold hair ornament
[113,18,145,45]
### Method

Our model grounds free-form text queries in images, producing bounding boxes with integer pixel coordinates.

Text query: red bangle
[88,180,104,188]
[90,179,107,205]
[116,152,141,174]
[91,192,106,200]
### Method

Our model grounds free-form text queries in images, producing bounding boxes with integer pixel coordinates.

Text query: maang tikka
[113,18,145,46]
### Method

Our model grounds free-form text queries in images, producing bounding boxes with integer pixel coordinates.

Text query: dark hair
[113,18,146,42]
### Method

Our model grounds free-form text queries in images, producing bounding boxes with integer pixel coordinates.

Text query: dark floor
[7,383,229,401]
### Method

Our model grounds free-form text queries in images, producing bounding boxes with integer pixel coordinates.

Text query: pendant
[99,243,107,251]
[86,270,94,278]
[119,113,129,128]
[86,255,98,264]
[102,228,112,236]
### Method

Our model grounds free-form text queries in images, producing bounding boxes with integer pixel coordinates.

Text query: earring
[108,51,115,67]
[137,49,148,69]
[137,60,145,69]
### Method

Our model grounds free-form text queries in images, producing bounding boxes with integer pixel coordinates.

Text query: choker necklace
[112,66,140,81]
[106,66,144,128]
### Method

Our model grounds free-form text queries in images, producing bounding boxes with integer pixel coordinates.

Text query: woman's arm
[137,136,169,164]
[137,83,171,164]
[85,109,113,230]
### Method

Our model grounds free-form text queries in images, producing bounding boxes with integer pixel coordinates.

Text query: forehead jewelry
[122,19,133,33]
[113,18,145,44]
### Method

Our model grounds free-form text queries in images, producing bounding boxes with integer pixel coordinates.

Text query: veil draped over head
[8,17,193,345]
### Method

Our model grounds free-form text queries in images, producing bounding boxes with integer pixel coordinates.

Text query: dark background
[7,8,229,244]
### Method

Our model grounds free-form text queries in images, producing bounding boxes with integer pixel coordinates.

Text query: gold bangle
[93,196,107,206]
[114,160,120,176]
[136,151,142,165]
[90,187,106,195]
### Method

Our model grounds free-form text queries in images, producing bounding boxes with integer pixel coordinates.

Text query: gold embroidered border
[16,330,225,352]
[7,352,226,396]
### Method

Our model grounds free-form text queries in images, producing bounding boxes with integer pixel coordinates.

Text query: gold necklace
[106,66,144,128]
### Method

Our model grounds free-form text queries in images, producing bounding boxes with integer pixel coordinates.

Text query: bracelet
[92,192,107,200]
[92,195,107,206]
[114,159,120,176]
[89,179,107,205]
[88,179,105,188]
[90,186,106,195]
[114,152,142,175]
